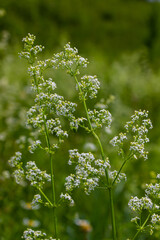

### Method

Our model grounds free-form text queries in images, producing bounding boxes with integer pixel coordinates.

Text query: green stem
[112,153,133,186]
[112,159,127,186]
[33,75,58,239]
[109,187,117,240]
[73,74,116,239]
[131,213,151,240]
[38,188,53,207]
[44,118,58,239]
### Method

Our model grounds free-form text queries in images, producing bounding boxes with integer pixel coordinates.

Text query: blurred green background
[0,0,160,239]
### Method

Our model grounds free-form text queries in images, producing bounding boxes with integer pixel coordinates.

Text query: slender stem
[33,75,58,239]
[75,78,103,156]
[92,131,110,185]
[112,159,127,186]
[131,213,151,240]
[38,188,53,207]
[92,131,105,159]
[73,74,116,239]
[112,153,133,186]
[44,117,58,239]
[50,153,58,239]
[109,187,117,240]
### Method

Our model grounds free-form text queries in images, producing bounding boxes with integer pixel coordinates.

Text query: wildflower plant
[128,173,160,239]
[8,33,158,240]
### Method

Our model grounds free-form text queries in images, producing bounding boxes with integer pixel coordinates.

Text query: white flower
[13,169,24,184]
[78,75,100,99]
[109,170,127,184]
[22,228,58,240]
[60,193,74,205]
[29,140,41,154]
[157,174,160,179]
[88,109,112,129]
[25,161,51,188]
[151,214,160,225]
[8,152,22,167]
[31,194,41,209]
[65,150,110,194]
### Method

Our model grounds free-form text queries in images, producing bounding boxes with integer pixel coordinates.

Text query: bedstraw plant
[8,34,160,240]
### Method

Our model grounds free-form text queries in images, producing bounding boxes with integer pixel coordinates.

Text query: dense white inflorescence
[8,151,22,167]
[25,161,51,188]
[110,110,153,160]
[31,194,42,209]
[22,228,57,240]
[65,149,111,194]
[128,173,160,235]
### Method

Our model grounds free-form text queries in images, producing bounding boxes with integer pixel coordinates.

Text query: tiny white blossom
[13,169,25,184]
[65,150,110,194]
[109,170,127,184]
[8,152,22,167]
[60,193,74,205]
[29,140,41,154]
[22,228,58,240]
[78,75,100,99]
[25,161,51,188]
[88,109,112,129]
[151,214,160,225]
[31,194,42,209]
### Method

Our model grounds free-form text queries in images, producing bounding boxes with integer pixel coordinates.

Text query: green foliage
[2,0,160,61]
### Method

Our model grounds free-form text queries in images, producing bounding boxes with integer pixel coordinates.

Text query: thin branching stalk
[73,74,117,240]
[38,188,53,207]
[109,187,117,240]
[33,74,58,239]
[112,152,133,186]
[131,213,151,240]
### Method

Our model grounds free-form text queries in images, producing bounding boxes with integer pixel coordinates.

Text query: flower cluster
[70,116,87,130]
[46,119,68,137]
[128,173,160,235]
[27,94,76,128]
[13,169,25,184]
[28,140,41,154]
[26,89,76,152]
[109,170,127,184]
[18,34,78,157]
[9,152,25,184]
[65,149,110,194]
[128,196,153,212]
[77,75,100,100]
[19,34,44,64]
[25,161,51,188]
[22,228,56,240]
[31,194,42,209]
[145,174,160,199]
[110,110,152,160]
[8,151,22,167]
[151,213,160,225]
[88,109,112,129]
[60,193,74,206]
[110,133,127,148]
[53,42,89,75]
[9,150,51,189]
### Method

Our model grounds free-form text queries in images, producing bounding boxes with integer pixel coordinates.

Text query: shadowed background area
[0,0,160,239]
